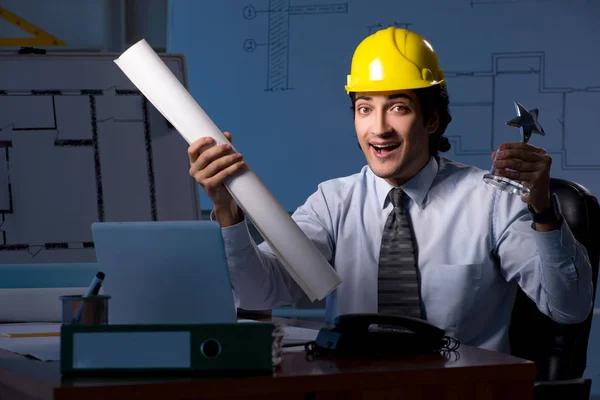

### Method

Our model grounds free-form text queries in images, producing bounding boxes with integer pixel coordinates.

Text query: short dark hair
[350,84,452,156]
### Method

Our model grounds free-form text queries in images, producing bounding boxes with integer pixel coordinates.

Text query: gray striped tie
[377,188,422,318]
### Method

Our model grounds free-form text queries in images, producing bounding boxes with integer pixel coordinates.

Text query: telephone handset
[335,313,445,338]
[306,313,458,357]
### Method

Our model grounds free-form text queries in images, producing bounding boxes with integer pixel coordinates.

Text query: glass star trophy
[483,101,545,196]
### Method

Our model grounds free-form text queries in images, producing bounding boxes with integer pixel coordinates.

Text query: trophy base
[483,173,530,196]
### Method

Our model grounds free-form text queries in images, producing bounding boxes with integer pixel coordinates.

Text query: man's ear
[427,110,440,134]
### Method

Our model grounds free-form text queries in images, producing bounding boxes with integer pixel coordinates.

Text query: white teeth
[372,144,399,149]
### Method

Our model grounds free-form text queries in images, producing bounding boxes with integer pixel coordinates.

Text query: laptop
[91,220,237,325]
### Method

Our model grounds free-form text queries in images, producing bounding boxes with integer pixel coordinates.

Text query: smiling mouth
[370,143,401,154]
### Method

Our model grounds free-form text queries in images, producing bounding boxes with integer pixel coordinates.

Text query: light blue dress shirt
[221,156,593,353]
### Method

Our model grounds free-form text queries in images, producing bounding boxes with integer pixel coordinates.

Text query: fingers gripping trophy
[483,101,545,195]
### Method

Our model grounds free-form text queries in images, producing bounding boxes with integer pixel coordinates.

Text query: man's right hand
[188,131,245,226]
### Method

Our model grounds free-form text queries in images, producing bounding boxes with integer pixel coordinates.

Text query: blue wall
[168,0,600,394]
[167,0,600,213]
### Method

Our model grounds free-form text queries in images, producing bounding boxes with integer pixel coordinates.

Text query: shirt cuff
[533,216,578,263]
[209,208,254,254]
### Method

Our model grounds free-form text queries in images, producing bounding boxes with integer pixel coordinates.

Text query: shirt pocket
[422,263,483,332]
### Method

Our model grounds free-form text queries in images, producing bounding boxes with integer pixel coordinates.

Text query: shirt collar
[373,156,439,211]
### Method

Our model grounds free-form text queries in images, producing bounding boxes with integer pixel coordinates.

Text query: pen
[72,271,105,324]
[83,271,105,297]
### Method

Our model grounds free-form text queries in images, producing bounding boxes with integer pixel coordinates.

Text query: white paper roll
[113,39,341,301]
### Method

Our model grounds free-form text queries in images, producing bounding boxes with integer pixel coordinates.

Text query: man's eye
[392,105,408,112]
[357,107,370,114]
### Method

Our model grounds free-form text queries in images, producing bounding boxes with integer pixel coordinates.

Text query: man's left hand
[492,142,552,212]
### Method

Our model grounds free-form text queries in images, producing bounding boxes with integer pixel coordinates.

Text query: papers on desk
[0,323,60,361]
[282,326,320,347]
[238,319,319,347]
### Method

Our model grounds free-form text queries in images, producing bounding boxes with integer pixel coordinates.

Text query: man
[187,27,593,353]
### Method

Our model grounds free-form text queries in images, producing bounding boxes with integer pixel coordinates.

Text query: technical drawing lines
[470,0,551,7]
[288,3,347,14]
[88,94,105,222]
[0,87,161,256]
[243,1,348,91]
[115,89,141,96]
[110,90,158,221]
[141,97,158,221]
[0,89,104,96]
[0,142,12,214]
[267,0,290,91]
[242,2,348,18]
[443,51,600,169]
[0,92,58,132]
[366,21,412,34]
[0,241,95,257]
[0,215,6,246]
[97,117,144,123]
[546,151,600,171]
[445,135,492,156]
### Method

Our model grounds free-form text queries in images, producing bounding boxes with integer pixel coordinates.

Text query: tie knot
[390,188,405,209]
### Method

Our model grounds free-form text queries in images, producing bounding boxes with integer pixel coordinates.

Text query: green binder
[60,322,280,376]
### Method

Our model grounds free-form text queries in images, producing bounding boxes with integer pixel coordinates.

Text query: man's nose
[372,111,392,136]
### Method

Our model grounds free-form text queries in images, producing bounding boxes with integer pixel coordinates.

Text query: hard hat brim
[345,79,445,95]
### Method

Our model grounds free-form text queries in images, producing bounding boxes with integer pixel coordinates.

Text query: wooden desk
[0,320,536,400]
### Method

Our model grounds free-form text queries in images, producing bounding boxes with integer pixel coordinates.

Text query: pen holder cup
[59,295,110,325]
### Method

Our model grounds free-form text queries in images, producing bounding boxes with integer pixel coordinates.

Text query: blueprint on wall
[168,0,600,211]
[0,54,200,264]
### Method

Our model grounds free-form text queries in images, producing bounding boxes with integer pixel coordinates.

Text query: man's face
[354,90,436,186]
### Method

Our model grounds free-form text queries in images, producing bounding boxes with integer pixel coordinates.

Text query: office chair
[509,178,600,400]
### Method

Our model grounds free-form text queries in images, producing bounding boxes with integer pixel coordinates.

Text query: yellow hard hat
[345,27,445,94]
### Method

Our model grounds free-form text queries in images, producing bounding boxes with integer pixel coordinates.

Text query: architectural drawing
[0,55,200,264]
[444,51,600,170]
[242,0,348,91]
[470,0,551,6]
[366,21,411,34]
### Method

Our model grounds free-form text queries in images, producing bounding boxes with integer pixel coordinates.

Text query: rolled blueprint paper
[113,39,342,301]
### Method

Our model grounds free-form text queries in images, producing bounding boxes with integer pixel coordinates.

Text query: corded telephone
[306,313,459,357]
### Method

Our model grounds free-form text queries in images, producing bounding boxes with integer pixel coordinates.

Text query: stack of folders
[60,322,286,376]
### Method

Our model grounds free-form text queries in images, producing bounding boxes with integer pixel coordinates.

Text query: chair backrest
[509,178,600,381]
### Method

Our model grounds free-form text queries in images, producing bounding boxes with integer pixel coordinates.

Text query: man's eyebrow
[386,93,413,102]
[354,94,413,103]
